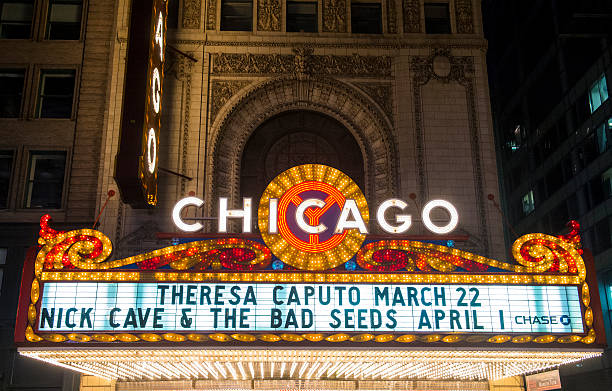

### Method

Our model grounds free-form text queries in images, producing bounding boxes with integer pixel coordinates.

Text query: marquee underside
[19,348,601,384]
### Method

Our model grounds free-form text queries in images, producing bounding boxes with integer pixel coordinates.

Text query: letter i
[269,198,278,234]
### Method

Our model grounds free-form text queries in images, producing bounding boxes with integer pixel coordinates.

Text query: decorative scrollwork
[38,215,113,270]
[511,223,583,278]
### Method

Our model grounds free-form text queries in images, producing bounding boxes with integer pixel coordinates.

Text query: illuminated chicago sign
[115,0,167,208]
[15,167,604,347]
[172,165,459,270]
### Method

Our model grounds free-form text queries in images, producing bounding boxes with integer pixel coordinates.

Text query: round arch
[205,77,398,217]
[240,110,365,200]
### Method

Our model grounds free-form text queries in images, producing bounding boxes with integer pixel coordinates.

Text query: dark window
[167,0,179,28]
[0,69,24,117]
[46,0,82,40]
[595,119,611,154]
[545,163,564,195]
[351,3,381,34]
[0,152,13,208]
[586,166,612,209]
[547,202,569,233]
[521,190,535,215]
[577,131,600,169]
[25,152,66,209]
[220,0,252,31]
[37,70,76,118]
[287,1,317,32]
[424,3,450,34]
[567,193,579,220]
[592,216,612,255]
[575,92,591,127]
[0,248,5,294]
[0,0,32,38]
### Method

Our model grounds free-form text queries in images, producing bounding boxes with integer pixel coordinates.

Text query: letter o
[422,199,459,234]
[147,128,157,174]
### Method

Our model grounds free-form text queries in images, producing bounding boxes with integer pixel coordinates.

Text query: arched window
[240,110,364,200]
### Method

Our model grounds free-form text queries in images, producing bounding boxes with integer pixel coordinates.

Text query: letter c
[109,308,121,328]
[515,316,523,324]
[172,197,204,232]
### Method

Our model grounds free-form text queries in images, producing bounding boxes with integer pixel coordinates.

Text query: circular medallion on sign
[258,164,369,270]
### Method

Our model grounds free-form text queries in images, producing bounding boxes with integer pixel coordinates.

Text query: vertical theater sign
[115,0,167,208]
[15,165,606,382]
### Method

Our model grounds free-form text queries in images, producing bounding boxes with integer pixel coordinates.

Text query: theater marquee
[14,165,606,382]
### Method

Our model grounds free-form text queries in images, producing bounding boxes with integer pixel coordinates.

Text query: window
[0,69,24,117]
[589,74,609,113]
[286,1,317,32]
[424,3,450,34]
[351,3,381,34]
[0,0,33,38]
[601,167,612,201]
[46,0,82,40]
[220,0,252,31]
[596,118,611,154]
[0,248,5,294]
[25,152,66,208]
[544,163,564,195]
[522,190,535,215]
[167,0,179,28]
[0,152,13,208]
[592,216,612,255]
[37,70,76,118]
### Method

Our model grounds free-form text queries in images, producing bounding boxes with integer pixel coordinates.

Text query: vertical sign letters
[115,0,167,207]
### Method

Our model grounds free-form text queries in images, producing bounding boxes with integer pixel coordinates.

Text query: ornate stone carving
[182,0,202,29]
[206,0,216,30]
[410,48,488,255]
[166,50,196,81]
[207,77,399,218]
[178,39,487,51]
[210,80,252,121]
[212,52,392,78]
[403,0,421,33]
[455,0,474,34]
[387,0,397,34]
[322,0,347,32]
[257,0,281,31]
[178,58,194,194]
[162,51,195,194]
[293,47,313,79]
[355,83,393,122]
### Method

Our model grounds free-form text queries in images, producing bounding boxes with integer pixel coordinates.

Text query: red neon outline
[277,181,348,253]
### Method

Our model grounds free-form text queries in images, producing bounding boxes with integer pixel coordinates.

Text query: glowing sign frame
[13,215,605,347]
[114,0,167,208]
[258,165,369,271]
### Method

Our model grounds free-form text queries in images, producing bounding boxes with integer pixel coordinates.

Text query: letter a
[334,199,368,234]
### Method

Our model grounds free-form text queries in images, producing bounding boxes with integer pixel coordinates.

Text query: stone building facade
[97,0,505,264]
[0,0,506,389]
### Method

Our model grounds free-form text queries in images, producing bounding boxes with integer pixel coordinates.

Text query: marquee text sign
[38,282,584,334]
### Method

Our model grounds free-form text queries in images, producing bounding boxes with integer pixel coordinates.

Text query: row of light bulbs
[21,349,600,383]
